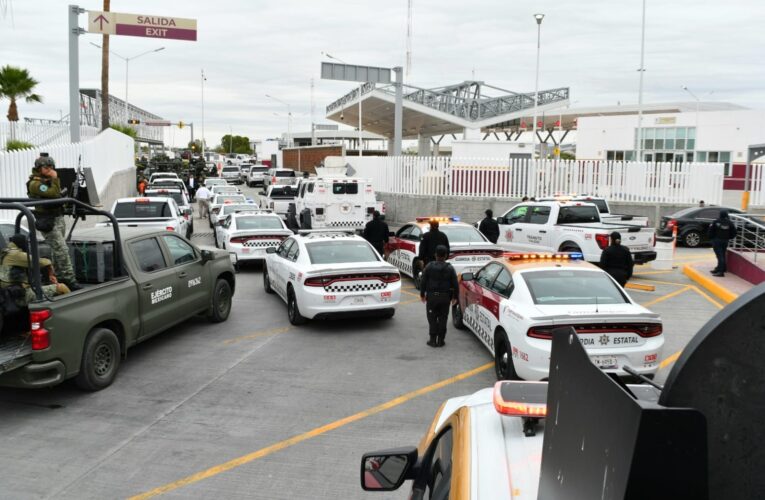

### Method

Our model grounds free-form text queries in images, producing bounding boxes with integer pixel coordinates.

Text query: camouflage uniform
[0,242,69,307]
[26,158,76,285]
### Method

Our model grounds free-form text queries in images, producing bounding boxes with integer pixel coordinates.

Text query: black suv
[659,206,742,247]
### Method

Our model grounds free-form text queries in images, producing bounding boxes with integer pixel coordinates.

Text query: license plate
[591,355,619,369]
[353,297,365,305]
[631,245,650,252]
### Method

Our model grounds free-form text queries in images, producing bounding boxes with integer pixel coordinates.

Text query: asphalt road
[0,184,722,499]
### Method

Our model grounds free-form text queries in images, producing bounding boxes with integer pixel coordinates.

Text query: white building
[575,104,765,189]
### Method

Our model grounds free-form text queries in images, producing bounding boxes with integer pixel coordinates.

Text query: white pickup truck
[496,201,657,264]
[538,195,650,227]
[259,185,298,220]
[102,197,191,239]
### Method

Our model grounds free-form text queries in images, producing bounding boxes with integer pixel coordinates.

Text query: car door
[466,262,503,349]
[410,426,456,500]
[387,225,412,275]
[129,236,180,338]
[160,234,209,313]
[402,226,422,275]
[525,205,553,251]
[497,205,530,250]
[271,238,294,299]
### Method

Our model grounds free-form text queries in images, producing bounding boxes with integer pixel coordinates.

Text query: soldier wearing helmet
[26,155,81,291]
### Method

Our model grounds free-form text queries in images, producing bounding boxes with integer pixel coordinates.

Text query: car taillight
[304,277,330,287]
[381,273,401,283]
[652,232,656,247]
[272,176,277,183]
[489,250,505,257]
[30,309,52,350]
[634,323,663,337]
[166,226,175,231]
[527,325,554,339]
[666,219,677,229]
[595,233,610,250]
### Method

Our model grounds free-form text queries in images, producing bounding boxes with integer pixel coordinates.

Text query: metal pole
[287,104,292,148]
[201,69,205,158]
[68,5,82,142]
[358,83,363,156]
[532,14,544,160]
[636,0,646,162]
[124,58,129,122]
[393,66,403,155]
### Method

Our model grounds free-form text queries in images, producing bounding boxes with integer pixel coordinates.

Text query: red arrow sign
[93,14,109,30]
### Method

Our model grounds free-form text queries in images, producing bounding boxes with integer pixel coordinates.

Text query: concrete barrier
[378,192,698,229]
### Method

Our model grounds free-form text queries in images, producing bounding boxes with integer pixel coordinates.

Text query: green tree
[219,134,253,154]
[188,139,205,154]
[110,123,137,139]
[0,65,43,126]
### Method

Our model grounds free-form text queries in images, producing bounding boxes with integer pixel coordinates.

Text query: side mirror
[266,247,277,254]
[497,216,506,224]
[200,249,214,264]
[461,272,474,282]
[259,191,266,196]
[360,447,418,492]
[388,231,395,237]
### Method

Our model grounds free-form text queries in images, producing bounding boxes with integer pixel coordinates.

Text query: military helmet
[34,156,56,168]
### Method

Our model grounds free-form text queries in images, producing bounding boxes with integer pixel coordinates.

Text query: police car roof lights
[492,382,547,418]
[503,252,584,261]
[415,216,460,223]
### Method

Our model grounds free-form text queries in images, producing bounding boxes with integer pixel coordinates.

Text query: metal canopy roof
[325,81,570,139]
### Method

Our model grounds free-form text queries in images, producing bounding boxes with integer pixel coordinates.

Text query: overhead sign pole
[320,62,402,156]
[69,5,85,142]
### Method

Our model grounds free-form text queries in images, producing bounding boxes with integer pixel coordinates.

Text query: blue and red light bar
[503,252,584,261]
[415,216,460,223]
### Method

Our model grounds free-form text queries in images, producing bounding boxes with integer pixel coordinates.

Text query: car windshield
[236,216,284,230]
[306,240,379,264]
[576,198,608,213]
[114,201,172,218]
[557,206,600,224]
[250,166,269,173]
[215,195,246,204]
[274,170,295,177]
[670,207,698,218]
[432,225,487,243]
[146,191,184,205]
[270,186,295,197]
[522,270,628,305]
[152,181,184,189]
[223,204,258,215]
[223,167,240,173]
[213,187,238,193]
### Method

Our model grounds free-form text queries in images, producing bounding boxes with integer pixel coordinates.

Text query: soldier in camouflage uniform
[0,235,70,307]
[26,156,81,291]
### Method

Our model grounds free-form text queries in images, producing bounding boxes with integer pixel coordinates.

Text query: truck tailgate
[621,228,655,252]
[0,334,32,375]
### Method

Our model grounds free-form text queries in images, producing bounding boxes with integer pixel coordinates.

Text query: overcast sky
[1,0,763,147]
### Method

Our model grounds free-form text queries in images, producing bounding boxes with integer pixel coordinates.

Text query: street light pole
[266,94,293,148]
[532,14,544,160]
[201,69,206,158]
[89,43,164,123]
[636,0,647,162]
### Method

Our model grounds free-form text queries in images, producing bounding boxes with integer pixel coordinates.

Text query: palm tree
[0,65,43,122]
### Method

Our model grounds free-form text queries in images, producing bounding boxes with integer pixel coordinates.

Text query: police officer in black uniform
[599,231,634,286]
[708,209,737,277]
[418,220,450,266]
[420,245,459,347]
[363,210,389,256]
[479,209,500,243]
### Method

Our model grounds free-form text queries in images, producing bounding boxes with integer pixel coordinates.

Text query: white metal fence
[348,156,725,205]
[749,164,765,207]
[0,128,135,220]
[0,122,99,149]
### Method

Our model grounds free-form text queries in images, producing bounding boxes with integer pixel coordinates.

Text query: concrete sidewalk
[684,260,753,303]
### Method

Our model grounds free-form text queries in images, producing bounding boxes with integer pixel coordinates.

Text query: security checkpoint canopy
[325,80,569,139]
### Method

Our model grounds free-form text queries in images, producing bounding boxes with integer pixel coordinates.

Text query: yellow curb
[682,263,738,304]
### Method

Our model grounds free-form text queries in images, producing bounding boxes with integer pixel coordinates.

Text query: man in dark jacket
[599,231,634,286]
[708,209,737,277]
[418,220,450,265]
[420,245,459,347]
[478,209,500,243]
[363,211,389,256]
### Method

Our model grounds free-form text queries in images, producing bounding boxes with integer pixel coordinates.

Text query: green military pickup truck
[0,198,235,391]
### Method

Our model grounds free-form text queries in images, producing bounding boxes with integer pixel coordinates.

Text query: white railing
[348,156,725,205]
[730,214,765,265]
[0,128,135,221]
[0,122,99,149]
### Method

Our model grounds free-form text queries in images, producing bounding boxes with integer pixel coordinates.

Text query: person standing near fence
[479,209,500,243]
[708,209,737,277]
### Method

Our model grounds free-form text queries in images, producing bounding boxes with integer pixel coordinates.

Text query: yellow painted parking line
[625,282,655,292]
[688,285,724,309]
[128,362,494,500]
[658,350,682,370]
[400,296,423,305]
[223,326,291,345]
[682,264,738,304]
[640,286,691,308]
[633,270,674,276]
[401,288,421,298]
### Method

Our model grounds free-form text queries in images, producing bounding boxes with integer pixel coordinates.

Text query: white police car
[216,210,292,264]
[386,216,503,289]
[263,230,401,325]
[207,194,250,228]
[453,252,664,380]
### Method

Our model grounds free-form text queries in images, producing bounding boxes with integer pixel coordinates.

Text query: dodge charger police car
[386,217,503,289]
[216,210,292,265]
[208,194,250,228]
[263,230,401,324]
[453,252,664,380]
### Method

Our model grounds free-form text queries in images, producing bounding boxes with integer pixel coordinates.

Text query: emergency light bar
[415,216,460,223]
[493,381,548,418]
[503,252,584,261]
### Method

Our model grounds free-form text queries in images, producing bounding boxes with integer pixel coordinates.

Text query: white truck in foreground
[496,200,657,264]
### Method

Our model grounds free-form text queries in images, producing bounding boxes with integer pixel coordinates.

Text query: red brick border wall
[283,146,343,174]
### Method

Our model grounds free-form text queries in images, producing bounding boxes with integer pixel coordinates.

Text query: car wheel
[560,244,582,254]
[287,287,307,325]
[75,327,121,391]
[381,308,395,319]
[208,278,232,323]
[412,262,422,290]
[263,266,274,294]
[494,330,520,380]
[452,302,466,330]
[683,230,702,248]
